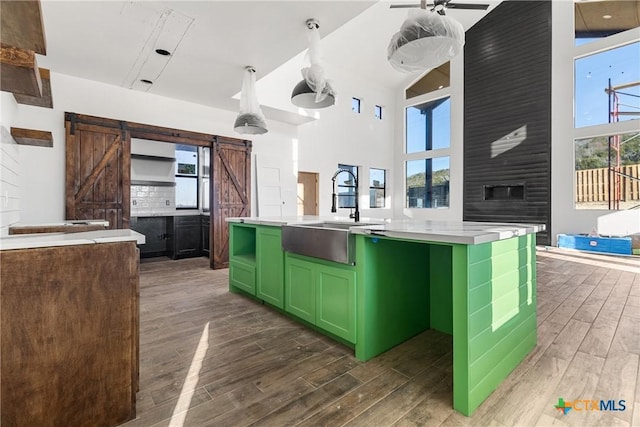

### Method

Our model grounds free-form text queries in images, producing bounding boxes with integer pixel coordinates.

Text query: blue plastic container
[557,234,632,255]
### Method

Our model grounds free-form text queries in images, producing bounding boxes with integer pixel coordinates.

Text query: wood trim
[0,45,42,97]
[65,120,77,219]
[0,0,47,54]
[121,130,131,229]
[74,135,122,204]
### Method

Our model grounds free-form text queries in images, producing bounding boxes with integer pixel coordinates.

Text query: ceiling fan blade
[389,4,422,8]
[445,3,490,10]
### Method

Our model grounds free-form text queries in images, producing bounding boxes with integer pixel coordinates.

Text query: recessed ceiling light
[155,48,171,56]
[140,79,153,84]
[602,14,612,19]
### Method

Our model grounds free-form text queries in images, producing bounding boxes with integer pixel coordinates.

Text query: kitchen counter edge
[0,229,146,251]
[225,217,545,245]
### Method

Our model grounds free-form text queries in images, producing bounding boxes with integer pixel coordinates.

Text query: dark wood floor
[119,249,640,427]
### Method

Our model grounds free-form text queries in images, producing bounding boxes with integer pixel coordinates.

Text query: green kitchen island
[226,217,544,416]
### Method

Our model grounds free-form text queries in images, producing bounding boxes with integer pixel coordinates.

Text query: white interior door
[256,155,297,217]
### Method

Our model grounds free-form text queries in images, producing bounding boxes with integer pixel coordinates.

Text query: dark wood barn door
[65,116,130,229]
[212,137,251,269]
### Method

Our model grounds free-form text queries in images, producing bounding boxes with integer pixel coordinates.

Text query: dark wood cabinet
[168,215,201,259]
[201,214,210,256]
[130,216,168,258]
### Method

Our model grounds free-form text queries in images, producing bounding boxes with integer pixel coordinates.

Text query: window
[175,144,198,208]
[405,94,452,209]
[369,168,386,208]
[337,164,358,208]
[574,41,639,128]
[406,157,450,208]
[575,132,640,210]
[351,97,361,113]
[374,105,382,120]
[406,97,450,153]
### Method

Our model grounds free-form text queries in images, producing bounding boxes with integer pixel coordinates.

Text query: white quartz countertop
[226,216,545,245]
[133,210,204,217]
[9,219,110,228]
[0,229,146,251]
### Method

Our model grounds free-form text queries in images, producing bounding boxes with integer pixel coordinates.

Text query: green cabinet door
[256,227,284,308]
[284,254,356,343]
[316,265,356,343]
[230,259,256,294]
[285,256,316,324]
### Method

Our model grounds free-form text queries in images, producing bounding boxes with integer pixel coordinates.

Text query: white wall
[296,66,396,220]
[0,72,298,224]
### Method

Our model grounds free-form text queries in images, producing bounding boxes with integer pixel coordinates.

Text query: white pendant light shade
[291,19,336,109]
[234,66,268,135]
[388,10,465,73]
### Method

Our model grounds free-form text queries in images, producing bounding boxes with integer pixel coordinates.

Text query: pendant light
[291,19,336,109]
[388,9,465,73]
[234,66,268,135]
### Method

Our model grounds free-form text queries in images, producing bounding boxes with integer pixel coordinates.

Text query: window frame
[374,105,382,120]
[369,168,386,208]
[572,25,640,211]
[404,94,452,210]
[351,97,361,113]
[337,163,358,209]
[175,144,199,210]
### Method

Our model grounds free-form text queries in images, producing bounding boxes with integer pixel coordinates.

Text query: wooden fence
[576,164,640,202]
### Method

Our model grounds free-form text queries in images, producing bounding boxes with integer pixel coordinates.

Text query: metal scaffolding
[605,79,640,210]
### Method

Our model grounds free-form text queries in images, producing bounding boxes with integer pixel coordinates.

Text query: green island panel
[355,235,431,361]
[453,233,537,416]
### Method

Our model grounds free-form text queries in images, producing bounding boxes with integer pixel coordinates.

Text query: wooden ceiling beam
[13,67,53,108]
[0,45,43,97]
[0,0,47,55]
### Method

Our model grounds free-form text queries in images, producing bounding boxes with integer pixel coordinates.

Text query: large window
[175,144,198,209]
[573,3,639,210]
[406,157,450,209]
[406,97,450,153]
[369,168,386,208]
[405,95,451,209]
[575,132,640,210]
[337,164,358,208]
[574,41,640,128]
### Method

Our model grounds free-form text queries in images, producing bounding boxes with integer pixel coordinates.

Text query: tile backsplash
[131,185,175,215]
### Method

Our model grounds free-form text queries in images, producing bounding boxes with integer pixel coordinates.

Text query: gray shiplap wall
[463,0,551,245]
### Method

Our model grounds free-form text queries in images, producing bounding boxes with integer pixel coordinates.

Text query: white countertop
[226,216,545,245]
[9,219,110,228]
[133,210,204,217]
[0,229,146,251]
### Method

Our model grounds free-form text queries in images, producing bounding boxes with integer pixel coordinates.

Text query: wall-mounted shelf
[131,154,175,162]
[131,180,176,187]
[10,127,52,147]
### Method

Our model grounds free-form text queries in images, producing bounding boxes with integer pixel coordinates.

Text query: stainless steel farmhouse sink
[281,222,377,265]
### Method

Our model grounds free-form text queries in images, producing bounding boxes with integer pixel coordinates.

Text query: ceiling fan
[390,0,490,15]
